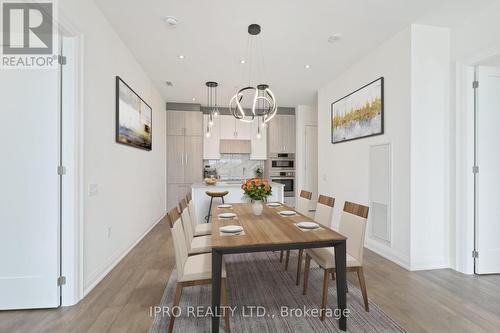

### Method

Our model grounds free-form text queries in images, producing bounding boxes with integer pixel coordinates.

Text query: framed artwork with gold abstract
[331,77,384,144]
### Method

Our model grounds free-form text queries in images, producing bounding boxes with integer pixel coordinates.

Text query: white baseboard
[409,257,451,271]
[365,239,411,270]
[82,212,166,297]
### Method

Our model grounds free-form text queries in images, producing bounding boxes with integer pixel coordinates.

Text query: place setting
[218,212,238,220]
[219,224,245,236]
[294,221,324,232]
[217,204,233,209]
[277,210,298,217]
[266,202,282,208]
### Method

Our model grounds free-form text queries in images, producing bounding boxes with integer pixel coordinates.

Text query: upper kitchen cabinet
[166,110,203,136]
[268,114,296,154]
[250,120,267,160]
[203,114,220,160]
[219,115,252,140]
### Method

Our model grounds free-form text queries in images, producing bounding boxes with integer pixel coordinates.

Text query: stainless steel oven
[270,171,295,197]
[270,153,295,170]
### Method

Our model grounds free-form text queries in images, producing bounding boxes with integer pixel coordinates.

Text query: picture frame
[116,76,152,151]
[331,77,384,144]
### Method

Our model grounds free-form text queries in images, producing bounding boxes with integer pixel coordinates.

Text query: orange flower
[254,178,262,186]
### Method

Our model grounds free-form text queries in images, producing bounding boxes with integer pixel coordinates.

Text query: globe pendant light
[229,24,277,123]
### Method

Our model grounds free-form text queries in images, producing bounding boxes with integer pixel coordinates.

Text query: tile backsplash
[204,154,264,180]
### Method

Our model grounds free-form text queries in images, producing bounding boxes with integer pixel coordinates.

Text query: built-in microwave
[270,153,295,170]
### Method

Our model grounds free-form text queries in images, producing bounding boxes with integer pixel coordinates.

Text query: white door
[0,68,61,308]
[476,66,500,274]
[304,125,318,200]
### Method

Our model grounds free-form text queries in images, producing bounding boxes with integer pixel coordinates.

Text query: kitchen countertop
[191,181,285,189]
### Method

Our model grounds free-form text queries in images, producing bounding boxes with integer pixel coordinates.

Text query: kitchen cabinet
[203,115,221,159]
[219,115,252,140]
[167,110,203,209]
[250,120,267,160]
[167,184,191,210]
[166,110,203,136]
[167,135,202,183]
[184,136,203,183]
[268,114,296,154]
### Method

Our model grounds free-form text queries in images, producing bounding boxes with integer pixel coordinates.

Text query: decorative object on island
[116,76,152,150]
[241,178,272,215]
[331,77,384,144]
[254,166,264,178]
[204,176,218,185]
[205,81,219,138]
[229,24,277,125]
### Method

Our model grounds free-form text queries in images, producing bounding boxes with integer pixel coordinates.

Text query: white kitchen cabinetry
[167,110,203,208]
[203,115,220,159]
[250,120,267,160]
[219,115,252,140]
[268,114,296,154]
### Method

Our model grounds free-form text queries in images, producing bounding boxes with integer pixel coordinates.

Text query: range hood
[219,139,251,154]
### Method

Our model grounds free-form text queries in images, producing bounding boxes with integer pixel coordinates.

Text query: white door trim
[58,11,85,306]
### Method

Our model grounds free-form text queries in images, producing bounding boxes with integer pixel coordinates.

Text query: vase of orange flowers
[241,178,272,216]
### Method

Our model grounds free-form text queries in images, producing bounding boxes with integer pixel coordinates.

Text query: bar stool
[205,191,229,223]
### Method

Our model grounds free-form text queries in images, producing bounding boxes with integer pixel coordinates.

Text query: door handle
[185,153,188,165]
[180,152,184,165]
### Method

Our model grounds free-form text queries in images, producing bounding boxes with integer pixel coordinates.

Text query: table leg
[212,249,222,333]
[334,241,347,331]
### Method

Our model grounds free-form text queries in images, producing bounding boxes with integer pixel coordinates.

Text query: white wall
[60,0,167,296]
[410,25,451,270]
[295,105,318,208]
[318,28,412,269]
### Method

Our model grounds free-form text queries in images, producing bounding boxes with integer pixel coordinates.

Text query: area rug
[150,252,406,333]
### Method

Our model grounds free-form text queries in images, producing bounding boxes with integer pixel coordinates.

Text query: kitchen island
[191,181,285,224]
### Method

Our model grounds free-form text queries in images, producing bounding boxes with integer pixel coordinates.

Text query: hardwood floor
[1,218,500,333]
[0,218,174,333]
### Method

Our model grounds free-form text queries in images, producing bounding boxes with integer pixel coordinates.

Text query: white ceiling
[94,0,496,107]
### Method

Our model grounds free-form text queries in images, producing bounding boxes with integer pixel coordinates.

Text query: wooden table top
[211,203,346,250]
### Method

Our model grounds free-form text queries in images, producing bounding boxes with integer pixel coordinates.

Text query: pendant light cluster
[229,24,277,125]
[205,81,219,138]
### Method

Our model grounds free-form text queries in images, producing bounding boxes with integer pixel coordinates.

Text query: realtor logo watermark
[1,0,58,69]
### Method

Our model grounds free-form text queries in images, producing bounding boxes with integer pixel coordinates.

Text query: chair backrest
[179,200,194,243]
[186,192,192,203]
[179,198,188,211]
[168,207,188,281]
[338,201,369,265]
[187,199,198,227]
[314,195,335,227]
[296,190,312,215]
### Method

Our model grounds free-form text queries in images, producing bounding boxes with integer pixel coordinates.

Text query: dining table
[211,202,348,332]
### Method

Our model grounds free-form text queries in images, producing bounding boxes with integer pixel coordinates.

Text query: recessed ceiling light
[328,33,342,43]
[304,64,311,69]
[192,97,196,101]
[240,60,246,64]
[163,16,179,26]
[178,55,185,59]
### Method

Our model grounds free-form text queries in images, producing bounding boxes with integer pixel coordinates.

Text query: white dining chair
[303,201,370,320]
[168,211,230,333]
[281,190,313,269]
[170,206,211,255]
[183,196,211,236]
[294,194,335,285]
